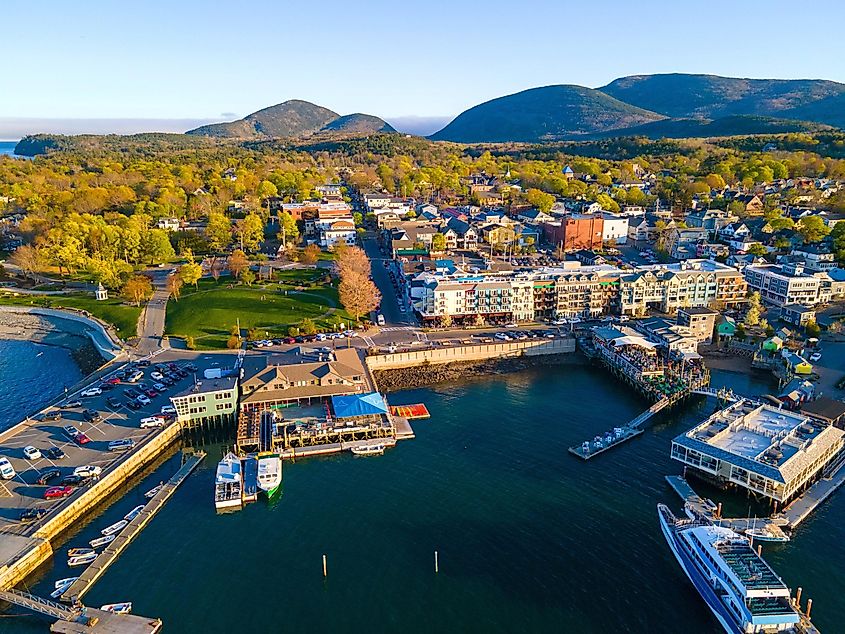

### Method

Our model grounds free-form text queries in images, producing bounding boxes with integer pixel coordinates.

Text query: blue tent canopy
[331,393,388,419]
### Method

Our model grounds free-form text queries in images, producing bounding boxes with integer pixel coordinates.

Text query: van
[0,458,15,480]
[377,314,385,326]
[108,439,136,452]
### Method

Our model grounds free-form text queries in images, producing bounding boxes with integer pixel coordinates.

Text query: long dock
[61,451,206,603]
[569,397,670,460]
[780,451,845,529]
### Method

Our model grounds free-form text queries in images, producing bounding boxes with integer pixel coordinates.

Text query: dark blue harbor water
[4,364,843,633]
[0,142,18,157]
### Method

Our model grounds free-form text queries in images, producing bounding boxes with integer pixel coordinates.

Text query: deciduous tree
[301,243,321,265]
[167,274,184,301]
[121,274,153,306]
[179,261,203,288]
[338,270,380,322]
[228,249,248,278]
[205,212,232,252]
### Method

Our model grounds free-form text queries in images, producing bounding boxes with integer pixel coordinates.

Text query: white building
[743,263,831,307]
[156,218,181,231]
[315,217,357,248]
[601,213,629,245]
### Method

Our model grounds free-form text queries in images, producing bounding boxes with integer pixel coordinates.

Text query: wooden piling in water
[434,550,439,573]
[322,554,327,577]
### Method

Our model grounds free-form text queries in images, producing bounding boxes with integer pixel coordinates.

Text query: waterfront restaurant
[671,399,845,503]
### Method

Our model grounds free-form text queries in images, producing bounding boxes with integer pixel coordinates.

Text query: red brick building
[543,215,604,252]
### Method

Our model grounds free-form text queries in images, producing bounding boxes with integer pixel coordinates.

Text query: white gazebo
[95,283,108,301]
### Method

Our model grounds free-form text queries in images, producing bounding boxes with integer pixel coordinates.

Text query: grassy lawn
[166,273,356,349]
[0,292,142,338]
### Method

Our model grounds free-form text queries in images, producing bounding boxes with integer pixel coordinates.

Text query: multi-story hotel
[743,263,832,307]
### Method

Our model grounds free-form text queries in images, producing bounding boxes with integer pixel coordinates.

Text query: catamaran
[214,452,242,510]
[101,519,128,536]
[256,453,282,496]
[350,443,385,456]
[658,504,818,634]
[68,551,97,567]
[89,534,115,548]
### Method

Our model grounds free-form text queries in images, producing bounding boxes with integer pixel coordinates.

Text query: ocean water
[0,340,83,429]
[5,364,843,633]
[0,141,18,157]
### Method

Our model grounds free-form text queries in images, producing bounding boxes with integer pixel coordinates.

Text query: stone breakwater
[0,310,106,374]
[373,354,586,392]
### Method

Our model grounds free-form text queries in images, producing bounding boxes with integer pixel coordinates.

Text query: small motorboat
[350,443,385,456]
[68,552,97,567]
[51,581,73,599]
[123,505,145,522]
[54,577,78,590]
[144,484,163,499]
[746,526,790,543]
[100,602,132,614]
[89,534,115,548]
[101,519,128,536]
[67,547,94,558]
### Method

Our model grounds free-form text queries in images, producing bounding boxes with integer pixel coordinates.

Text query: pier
[779,450,845,529]
[61,450,205,603]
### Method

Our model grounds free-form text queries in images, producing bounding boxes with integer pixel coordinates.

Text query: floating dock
[61,451,205,603]
[568,397,671,460]
[389,403,430,420]
[280,437,398,460]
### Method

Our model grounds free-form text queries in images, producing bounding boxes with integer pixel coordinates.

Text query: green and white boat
[256,453,282,497]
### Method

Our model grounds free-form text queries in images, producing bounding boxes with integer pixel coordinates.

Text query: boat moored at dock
[350,443,385,456]
[657,504,818,634]
[89,534,115,548]
[101,519,128,536]
[214,452,242,510]
[124,505,145,522]
[256,453,282,496]
[100,602,132,614]
[68,551,97,567]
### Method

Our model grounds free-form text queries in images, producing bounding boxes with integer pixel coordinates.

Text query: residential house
[440,218,479,251]
[779,304,816,327]
[517,208,554,225]
[667,227,708,260]
[156,217,181,231]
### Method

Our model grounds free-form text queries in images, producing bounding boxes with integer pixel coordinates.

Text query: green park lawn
[0,292,142,338]
[165,273,355,349]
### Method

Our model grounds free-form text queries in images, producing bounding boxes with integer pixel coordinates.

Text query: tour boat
[746,525,791,543]
[123,504,145,522]
[67,548,94,558]
[658,504,814,634]
[350,443,385,456]
[54,577,78,590]
[144,484,163,499]
[256,453,282,496]
[101,519,128,536]
[100,602,132,614]
[68,551,97,567]
[89,534,115,548]
[214,452,242,510]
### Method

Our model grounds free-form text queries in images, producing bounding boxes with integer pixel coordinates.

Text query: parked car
[73,465,102,479]
[125,400,141,410]
[153,383,166,392]
[62,425,81,440]
[150,372,164,381]
[137,359,150,367]
[124,388,140,398]
[108,439,136,452]
[74,432,91,445]
[44,486,74,499]
[136,394,151,406]
[144,388,158,398]
[42,411,63,422]
[103,377,121,385]
[107,397,122,409]
[185,363,197,372]
[0,458,15,480]
[810,352,822,362]
[127,371,144,383]
[43,447,65,460]
[19,508,48,523]
[80,388,102,398]
[160,405,176,415]
[60,475,84,486]
[36,468,61,485]
[176,369,188,378]
[83,409,101,423]
[23,446,41,461]
[140,416,166,429]
[61,400,82,409]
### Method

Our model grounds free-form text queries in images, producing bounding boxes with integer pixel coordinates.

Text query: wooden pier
[61,450,205,603]
[779,450,845,529]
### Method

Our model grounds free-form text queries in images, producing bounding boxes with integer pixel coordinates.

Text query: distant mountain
[187,100,339,138]
[599,73,845,126]
[430,85,665,143]
[319,113,395,134]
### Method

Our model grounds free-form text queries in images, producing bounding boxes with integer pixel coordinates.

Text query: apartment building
[743,263,831,307]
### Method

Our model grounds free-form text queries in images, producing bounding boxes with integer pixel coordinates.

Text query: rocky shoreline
[372,352,585,392]
[0,310,107,375]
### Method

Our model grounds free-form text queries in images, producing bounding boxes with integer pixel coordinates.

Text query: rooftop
[173,376,237,398]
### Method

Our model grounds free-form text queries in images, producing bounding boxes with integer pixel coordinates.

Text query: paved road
[361,236,415,327]
[136,269,172,355]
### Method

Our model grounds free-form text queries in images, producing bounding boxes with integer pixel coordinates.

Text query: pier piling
[795,587,802,609]
[805,598,812,618]
[322,554,327,578]
[434,550,439,574]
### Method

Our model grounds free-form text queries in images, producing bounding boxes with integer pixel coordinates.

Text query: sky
[2,0,844,139]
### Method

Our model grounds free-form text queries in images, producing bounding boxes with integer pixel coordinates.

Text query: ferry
[68,551,97,567]
[101,519,128,536]
[89,535,115,548]
[214,452,242,510]
[658,504,817,634]
[100,602,132,614]
[124,505,145,522]
[256,453,282,496]
[350,443,385,456]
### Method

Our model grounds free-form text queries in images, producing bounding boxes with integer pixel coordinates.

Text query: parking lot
[0,349,238,535]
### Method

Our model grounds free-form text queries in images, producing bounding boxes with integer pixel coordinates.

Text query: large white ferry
[657,504,818,634]
[214,452,243,510]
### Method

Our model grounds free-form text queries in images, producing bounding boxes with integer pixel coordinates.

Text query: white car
[504,323,518,328]
[140,416,166,428]
[73,465,102,478]
[80,388,102,397]
[494,332,511,341]
[160,405,176,415]
[150,372,164,381]
[0,458,15,480]
[23,446,41,461]
[810,352,822,362]
[136,394,151,406]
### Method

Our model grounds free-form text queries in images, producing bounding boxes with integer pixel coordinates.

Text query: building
[743,263,830,307]
[440,218,478,251]
[170,376,239,424]
[543,215,604,252]
[667,227,708,260]
[600,213,629,245]
[676,307,718,344]
[671,399,845,503]
[315,217,356,248]
[779,304,816,327]
[800,397,845,428]
[156,218,181,231]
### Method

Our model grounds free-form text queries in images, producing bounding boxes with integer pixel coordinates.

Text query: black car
[176,369,188,378]
[98,382,114,391]
[42,411,63,422]
[36,468,61,485]
[19,508,48,523]
[82,409,101,423]
[160,377,174,387]
[43,446,65,460]
[185,363,197,372]
[125,400,141,410]
[137,359,150,367]
[60,475,85,486]
[107,396,122,408]
[124,388,139,398]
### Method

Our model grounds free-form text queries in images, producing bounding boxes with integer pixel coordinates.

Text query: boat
[242,456,258,503]
[256,453,282,496]
[658,504,815,634]
[67,548,94,558]
[51,581,73,599]
[123,504,145,522]
[214,452,242,510]
[68,551,97,567]
[89,534,115,548]
[350,443,385,456]
[101,519,128,536]
[144,483,163,499]
[54,577,78,590]
[100,602,132,614]
[746,525,791,543]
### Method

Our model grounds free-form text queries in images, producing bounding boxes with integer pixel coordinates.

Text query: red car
[44,486,74,499]
[103,377,121,385]
[75,433,91,445]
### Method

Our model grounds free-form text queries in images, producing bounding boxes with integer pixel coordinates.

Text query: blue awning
[331,393,388,419]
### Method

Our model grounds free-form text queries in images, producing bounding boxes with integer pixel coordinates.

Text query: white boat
[100,602,132,614]
[89,534,115,548]
[123,505,145,522]
[51,581,73,599]
[214,452,242,510]
[54,577,78,590]
[68,552,97,567]
[350,443,385,456]
[256,453,282,496]
[746,526,791,543]
[101,519,128,536]
[67,547,94,558]
[658,504,814,634]
[144,484,163,499]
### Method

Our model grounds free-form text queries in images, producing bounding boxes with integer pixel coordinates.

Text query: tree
[236,213,265,252]
[205,213,232,252]
[257,179,278,199]
[167,274,184,301]
[336,245,370,278]
[227,249,248,278]
[300,318,317,335]
[179,260,203,288]
[338,270,380,322]
[9,245,41,279]
[797,215,830,243]
[745,305,760,327]
[431,233,447,252]
[241,269,256,286]
[276,211,299,245]
[805,320,821,339]
[226,334,241,349]
[526,188,555,212]
[140,229,176,265]
[747,243,768,257]
[301,243,321,265]
[121,274,153,306]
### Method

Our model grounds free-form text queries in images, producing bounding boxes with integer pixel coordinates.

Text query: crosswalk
[379,326,417,332]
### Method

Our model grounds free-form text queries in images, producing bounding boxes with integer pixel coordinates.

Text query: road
[136,268,172,355]
[361,235,415,327]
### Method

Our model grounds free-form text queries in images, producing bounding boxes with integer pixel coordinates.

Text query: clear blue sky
[2,0,844,133]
